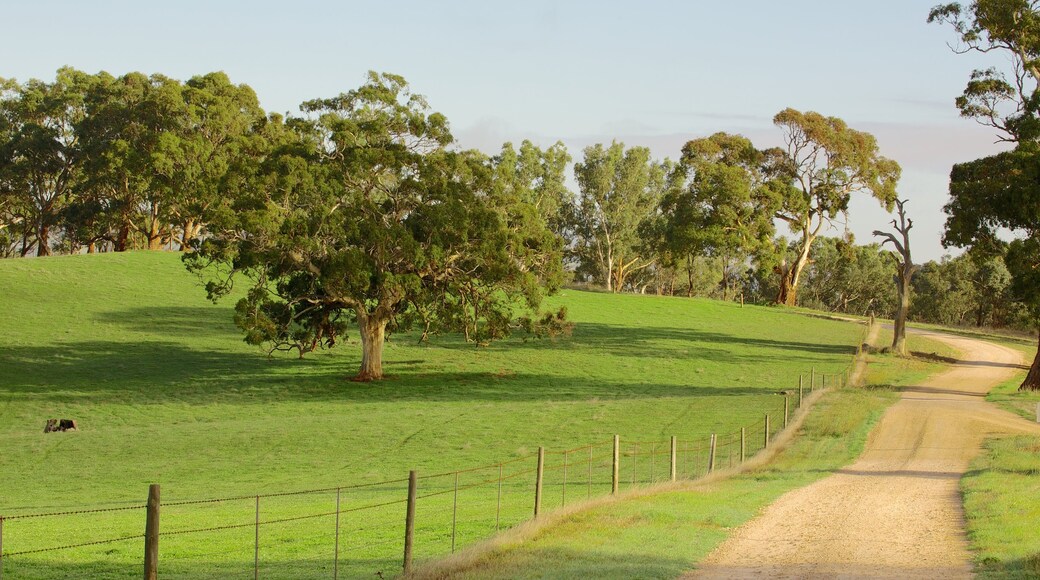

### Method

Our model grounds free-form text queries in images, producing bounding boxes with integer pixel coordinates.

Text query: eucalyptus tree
[491,140,573,241]
[158,72,265,250]
[572,142,668,292]
[0,68,94,256]
[799,237,897,317]
[187,73,563,381]
[0,78,19,254]
[771,108,901,306]
[931,0,1040,388]
[75,71,184,251]
[652,132,780,297]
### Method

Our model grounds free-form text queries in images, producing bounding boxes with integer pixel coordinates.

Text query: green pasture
[0,251,863,578]
[408,346,945,579]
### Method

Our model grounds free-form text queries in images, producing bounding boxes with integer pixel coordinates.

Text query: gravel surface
[686,329,1040,579]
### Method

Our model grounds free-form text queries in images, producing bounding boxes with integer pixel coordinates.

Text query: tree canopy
[571,142,668,292]
[931,1,1040,390]
[771,108,901,306]
[185,72,565,381]
[932,0,1040,389]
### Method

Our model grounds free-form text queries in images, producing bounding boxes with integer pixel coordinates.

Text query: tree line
[0,69,901,304]
[1,43,1037,385]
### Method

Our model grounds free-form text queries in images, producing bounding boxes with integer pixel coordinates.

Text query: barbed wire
[3,532,142,557]
[4,503,145,521]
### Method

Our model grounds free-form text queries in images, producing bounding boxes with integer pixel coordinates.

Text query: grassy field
[963,435,1040,579]
[0,251,865,578]
[407,347,944,579]
[960,337,1040,579]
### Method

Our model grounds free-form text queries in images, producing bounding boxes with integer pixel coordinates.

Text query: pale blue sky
[0,0,1011,260]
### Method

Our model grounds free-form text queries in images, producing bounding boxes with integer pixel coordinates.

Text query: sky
[0,0,1013,261]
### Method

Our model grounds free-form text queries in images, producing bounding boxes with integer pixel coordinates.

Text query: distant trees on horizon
[0,66,1035,345]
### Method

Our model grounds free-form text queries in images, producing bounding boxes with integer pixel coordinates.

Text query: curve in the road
[685,329,1039,579]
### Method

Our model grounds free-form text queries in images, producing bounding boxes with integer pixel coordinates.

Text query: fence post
[708,434,716,473]
[612,435,620,495]
[253,496,260,580]
[669,436,677,482]
[650,442,656,484]
[403,470,417,573]
[740,427,746,463]
[764,414,771,448]
[534,447,544,518]
[496,463,503,531]
[562,451,569,506]
[143,484,160,580]
[333,488,341,580]
[784,396,790,429]
[451,471,459,553]
[587,446,593,500]
[798,375,804,407]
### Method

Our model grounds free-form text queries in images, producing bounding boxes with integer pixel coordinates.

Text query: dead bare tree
[873,199,915,355]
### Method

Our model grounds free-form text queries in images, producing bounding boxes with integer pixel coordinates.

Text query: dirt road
[686,329,1040,579]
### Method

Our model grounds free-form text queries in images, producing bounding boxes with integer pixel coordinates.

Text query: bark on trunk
[892,279,910,356]
[1020,331,1040,391]
[36,224,51,257]
[179,219,201,251]
[147,219,164,251]
[355,311,388,381]
[777,273,797,306]
[114,223,130,252]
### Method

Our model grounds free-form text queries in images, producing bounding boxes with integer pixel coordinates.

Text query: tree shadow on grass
[0,340,774,407]
[427,321,856,362]
[93,305,241,339]
[0,305,855,407]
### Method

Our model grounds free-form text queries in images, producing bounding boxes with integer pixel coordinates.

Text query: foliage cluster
[930,0,1040,388]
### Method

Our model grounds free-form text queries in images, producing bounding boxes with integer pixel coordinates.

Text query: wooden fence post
[708,434,716,473]
[784,396,790,429]
[669,436,677,482]
[451,471,459,552]
[333,488,341,580]
[534,447,544,518]
[764,414,771,448]
[403,470,417,573]
[798,375,804,407]
[612,435,620,495]
[740,427,745,463]
[253,496,260,580]
[143,484,160,580]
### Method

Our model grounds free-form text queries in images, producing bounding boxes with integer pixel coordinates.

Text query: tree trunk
[1020,331,1040,391]
[355,311,388,381]
[179,219,201,251]
[36,224,51,257]
[147,218,164,251]
[777,271,798,306]
[892,277,910,356]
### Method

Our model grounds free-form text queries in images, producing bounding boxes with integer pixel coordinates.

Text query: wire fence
[0,366,853,579]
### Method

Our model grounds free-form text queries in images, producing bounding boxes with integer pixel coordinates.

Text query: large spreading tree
[771,108,901,306]
[931,0,1040,389]
[186,72,563,381]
